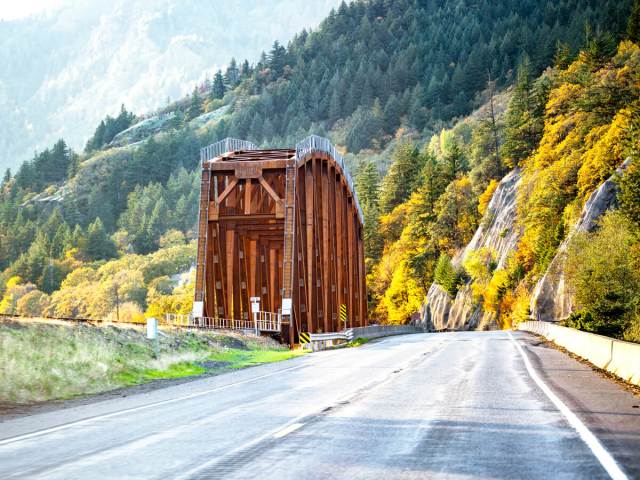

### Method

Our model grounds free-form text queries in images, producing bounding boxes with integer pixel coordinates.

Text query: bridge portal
[193,136,367,344]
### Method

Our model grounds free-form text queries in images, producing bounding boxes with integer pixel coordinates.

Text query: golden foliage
[517,41,640,275]
[577,108,635,196]
[478,180,498,216]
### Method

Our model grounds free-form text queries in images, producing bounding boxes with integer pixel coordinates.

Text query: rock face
[530,159,631,321]
[419,168,522,330]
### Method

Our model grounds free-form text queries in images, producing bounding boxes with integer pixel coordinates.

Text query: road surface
[1,331,639,479]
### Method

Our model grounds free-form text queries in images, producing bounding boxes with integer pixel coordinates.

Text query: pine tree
[80,218,117,261]
[211,70,226,100]
[225,58,240,86]
[629,0,640,43]
[240,59,251,79]
[50,139,70,182]
[2,168,10,185]
[554,41,572,69]
[501,58,547,167]
[379,142,422,213]
[268,41,287,78]
[355,161,383,261]
[328,90,342,123]
[185,85,204,122]
[443,142,468,181]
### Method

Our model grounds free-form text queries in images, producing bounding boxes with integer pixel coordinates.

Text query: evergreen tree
[629,0,640,43]
[356,161,383,261]
[212,70,226,100]
[240,59,251,79]
[554,41,572,69]
[442,142,468,181]
[79,218,117,261]
[225,58,240,86]
[268,41,287,78]
[501,59,548,167]
[379,142,422,213]
[185,85,204,121]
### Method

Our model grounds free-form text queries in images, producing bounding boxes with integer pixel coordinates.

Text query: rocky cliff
[529,159,631,321]
[420,168,522,330]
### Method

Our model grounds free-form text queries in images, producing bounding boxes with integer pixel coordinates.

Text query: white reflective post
[147,318,159,358]
[250,297,260,335]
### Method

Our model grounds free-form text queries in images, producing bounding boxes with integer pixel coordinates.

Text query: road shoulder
[516,331,640,479]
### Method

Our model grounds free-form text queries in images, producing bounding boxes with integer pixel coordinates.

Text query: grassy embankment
[0,320,303,404]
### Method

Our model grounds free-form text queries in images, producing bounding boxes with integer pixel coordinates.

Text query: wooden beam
[258,175,281,203]
[217,177,239,204]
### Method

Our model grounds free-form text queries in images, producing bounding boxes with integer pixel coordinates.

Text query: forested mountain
[215,0,631,152]
[372,13,640,343]
[0,0,635,328]
[0,0,342,172]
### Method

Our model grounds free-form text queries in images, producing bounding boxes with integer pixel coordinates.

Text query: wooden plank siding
[193,144,366,344]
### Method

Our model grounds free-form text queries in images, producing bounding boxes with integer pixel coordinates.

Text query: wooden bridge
[193,135,367,344]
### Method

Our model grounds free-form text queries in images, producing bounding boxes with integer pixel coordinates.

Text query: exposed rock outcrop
[530,159,631,321]
[419,168,522,330]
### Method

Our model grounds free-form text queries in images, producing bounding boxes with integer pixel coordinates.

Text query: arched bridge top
[294,135,363,224]
[200,135,363,224]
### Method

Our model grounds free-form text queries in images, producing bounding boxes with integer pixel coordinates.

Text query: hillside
[415,39,640,342]
[0,0,635,328]
[0,0,342,172]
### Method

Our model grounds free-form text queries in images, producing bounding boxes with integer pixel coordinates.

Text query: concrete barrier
[518,321,639,386]
[608,340,640,385]
[346,325,426,341]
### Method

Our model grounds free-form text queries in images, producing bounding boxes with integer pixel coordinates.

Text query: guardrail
[307,325,426,350]
[518,321,640,386]
[308,331,348,351]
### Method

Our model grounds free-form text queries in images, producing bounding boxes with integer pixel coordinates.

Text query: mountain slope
[0,0,342,172]
[0,0,635,328]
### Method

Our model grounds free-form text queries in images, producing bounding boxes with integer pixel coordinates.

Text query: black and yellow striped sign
[299,332,311,344]
[340,304,347,324]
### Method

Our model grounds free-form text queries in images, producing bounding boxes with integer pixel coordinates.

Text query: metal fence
[200,138,258,164]
[165,311,281,333]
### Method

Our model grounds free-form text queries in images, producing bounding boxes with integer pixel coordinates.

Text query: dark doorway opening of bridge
[192,136,367,345]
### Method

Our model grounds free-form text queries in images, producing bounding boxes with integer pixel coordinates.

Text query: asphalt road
[1,331,639,479]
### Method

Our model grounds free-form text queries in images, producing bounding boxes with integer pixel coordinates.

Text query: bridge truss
[193,136,367,344]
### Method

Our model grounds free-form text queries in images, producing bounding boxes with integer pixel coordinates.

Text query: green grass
[347,337,371,347]
[0,321,303,404]
[207,348,305,368]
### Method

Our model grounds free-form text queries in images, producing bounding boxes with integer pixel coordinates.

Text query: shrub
[434,254,466,296]
[16,290,50,317]
[564,211,640,339]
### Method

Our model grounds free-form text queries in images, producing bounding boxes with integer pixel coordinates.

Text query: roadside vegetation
[0,320,302,404]
[363,29,640,340]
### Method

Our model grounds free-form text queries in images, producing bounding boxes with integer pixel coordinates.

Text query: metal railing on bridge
[200,138,258,164]
[295,135,363,223]
[164,311,281,333]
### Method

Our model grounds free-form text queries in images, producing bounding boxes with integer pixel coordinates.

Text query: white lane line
[508,331,628,480]
[273,422,304,439]
[0,362,308,447]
